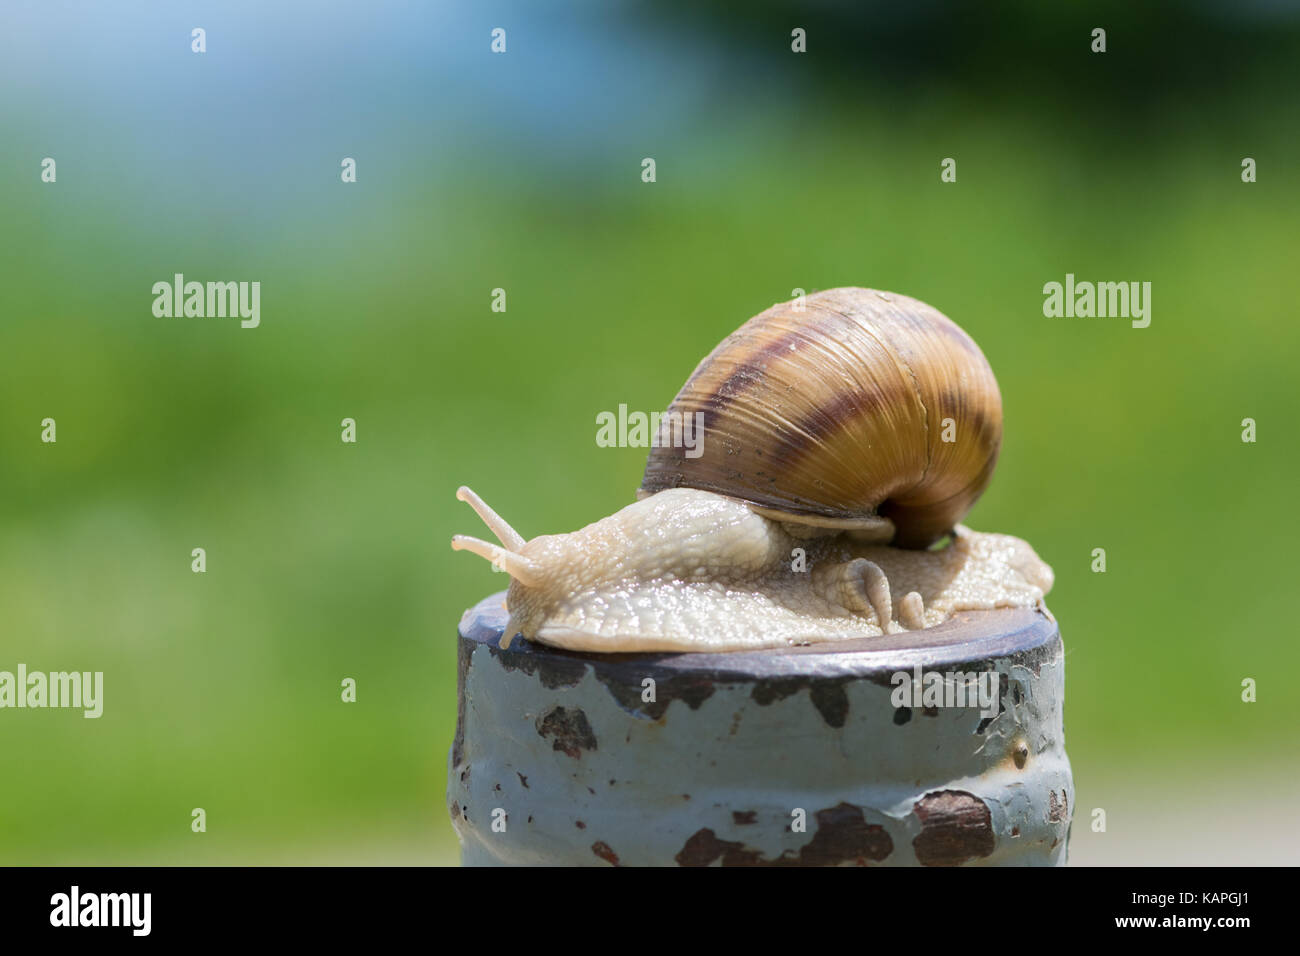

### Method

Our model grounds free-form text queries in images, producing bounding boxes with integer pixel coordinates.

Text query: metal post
[449,592,1072,866]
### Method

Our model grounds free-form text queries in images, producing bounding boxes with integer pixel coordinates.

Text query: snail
[452,288,1053,653]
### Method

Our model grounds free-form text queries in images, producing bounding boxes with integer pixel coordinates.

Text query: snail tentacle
[450,534,541,588]
[456,485,526,550]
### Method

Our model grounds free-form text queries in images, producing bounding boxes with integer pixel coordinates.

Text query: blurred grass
[2,3,1299,864]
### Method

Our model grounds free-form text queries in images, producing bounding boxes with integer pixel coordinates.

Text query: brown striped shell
[639,288,1002,549]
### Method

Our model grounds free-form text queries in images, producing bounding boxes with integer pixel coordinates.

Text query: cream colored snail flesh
[452,288,1054,653]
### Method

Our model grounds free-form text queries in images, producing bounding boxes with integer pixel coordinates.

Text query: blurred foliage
[0,0,1297,863]
[657,0,1300,118]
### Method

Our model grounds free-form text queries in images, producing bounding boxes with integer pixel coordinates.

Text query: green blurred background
[1,0,1297,864]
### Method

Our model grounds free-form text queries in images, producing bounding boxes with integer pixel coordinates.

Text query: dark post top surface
[459,591,1062,685]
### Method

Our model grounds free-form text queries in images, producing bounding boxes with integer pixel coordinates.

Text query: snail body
[452,288,1053,653]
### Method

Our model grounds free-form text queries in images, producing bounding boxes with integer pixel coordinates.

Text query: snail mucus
[453,288,1054,653]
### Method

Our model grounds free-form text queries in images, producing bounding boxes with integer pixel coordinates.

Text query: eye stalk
[451,486,541,588]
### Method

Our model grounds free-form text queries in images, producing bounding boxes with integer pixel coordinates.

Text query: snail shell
[640,288,1002,549]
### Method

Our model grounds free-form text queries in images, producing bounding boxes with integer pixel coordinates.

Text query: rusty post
[449,591,1072,866]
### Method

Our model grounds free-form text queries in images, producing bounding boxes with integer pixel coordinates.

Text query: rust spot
[675,828,764,867]
[591,841,620,866]
[536,706,597,759]
[732,811,757,826]
[1011,826,1020,837]
[912,790,995,866]
[673,681,717,710]
[751,677,851,728]
[488,643,586,689]
[676,804,892,867]
[1048,788,1069,823]
[575,820,586,830]
[594,671,716,720]
[809,683,849,728]
[1012,740,1029,770]
[798,803,894,865]
[750,679,805,707]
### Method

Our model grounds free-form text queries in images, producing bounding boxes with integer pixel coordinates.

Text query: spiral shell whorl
[639,288,1003,549]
